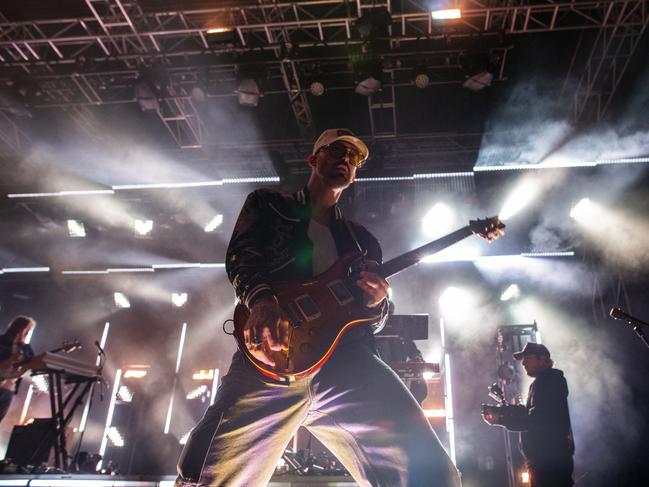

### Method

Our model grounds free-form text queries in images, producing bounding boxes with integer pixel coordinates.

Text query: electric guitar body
[233,217,505,382]
[233,250,382,382]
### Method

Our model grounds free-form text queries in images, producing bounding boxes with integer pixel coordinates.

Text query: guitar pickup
[283,303,303,327]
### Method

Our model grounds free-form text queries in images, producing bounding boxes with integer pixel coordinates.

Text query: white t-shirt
[307,218,338,275]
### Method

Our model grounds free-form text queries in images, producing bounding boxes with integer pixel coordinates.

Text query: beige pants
[176,340,461,487]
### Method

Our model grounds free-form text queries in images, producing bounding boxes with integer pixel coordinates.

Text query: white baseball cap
[312,128,369,162]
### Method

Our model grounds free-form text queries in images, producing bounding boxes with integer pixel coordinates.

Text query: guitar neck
[377,225,473,279]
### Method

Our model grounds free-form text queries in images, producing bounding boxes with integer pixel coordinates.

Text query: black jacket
[501,367,575,468]
[226,186,388,332]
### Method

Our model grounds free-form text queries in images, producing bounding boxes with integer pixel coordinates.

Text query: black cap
[513,342,550,360]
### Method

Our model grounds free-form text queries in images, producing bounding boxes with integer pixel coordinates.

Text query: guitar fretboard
[377,226,473,279]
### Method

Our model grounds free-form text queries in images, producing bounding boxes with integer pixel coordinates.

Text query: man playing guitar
[0,316,36,423]
[176,129,461,486]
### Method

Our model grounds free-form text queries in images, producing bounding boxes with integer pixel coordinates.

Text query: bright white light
[186,385,208,400]
[123,368,148,379]
[499,179,540,220]
[113,292,130,308]
[117,385,133,402]
[422,203,455,238]
[179,430,192,445]
[520,470,531,484]
[206,27,232,34]
[432,8,461,20]
[500,284,521,301]
[277,457,287,469]
[134,219,153,236]
[98,368,122,469]
[204,214,224,232]
[172,292,188,307]
[424,408,446,418]
[67,219,86,237]
[193,369,215,381]
[32,375,49,393]
[444,353,457,465]
[422,371,435,381]
[107,426,125,447]
[570,198,598,222]
[439,286,470,313]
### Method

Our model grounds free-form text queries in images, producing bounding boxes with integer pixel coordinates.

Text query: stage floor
[0,474,359,486]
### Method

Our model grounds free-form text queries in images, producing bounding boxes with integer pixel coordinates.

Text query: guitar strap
[343,217,365,257]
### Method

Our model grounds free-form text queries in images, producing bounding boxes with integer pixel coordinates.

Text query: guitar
[0,340,82,382]
[233,217,505,382]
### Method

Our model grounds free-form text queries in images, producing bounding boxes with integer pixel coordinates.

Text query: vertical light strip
[163,378,177,435]
[80,322,111,433]
[97,368,122,470]
[209,368,220,406]
[165,322,187,434]
[175,323,187,374]
[444,353,457,465]
[19,385,34,424]
[19,326,36,423]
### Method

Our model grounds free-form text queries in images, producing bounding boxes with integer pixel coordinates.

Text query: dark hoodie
[504,367,575,469]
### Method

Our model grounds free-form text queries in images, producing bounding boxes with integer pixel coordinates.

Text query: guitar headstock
[62,340,82,353]
[469,216,505,242]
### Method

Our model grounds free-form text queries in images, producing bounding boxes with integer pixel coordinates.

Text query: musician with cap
[175,129,460,486]
[486,342,575,487]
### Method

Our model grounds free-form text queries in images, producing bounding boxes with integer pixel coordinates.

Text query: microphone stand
[610,308,649,350]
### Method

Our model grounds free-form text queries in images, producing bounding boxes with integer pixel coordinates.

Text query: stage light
[499,179,540,220]
[113,292,130,309]
[354,7,391,38]
[463,71,494,91]
[424,408,446,418]
[439,286,473,315]
[204,214,224,232]
[179,430,192,445]
[500,284,521,302]
[520,469,531,484]
[432,9,461,20]
[193,369,215,381]
[422,203,455,238]
[354,59,383,96]
[134,219,153,236]
[117,385,133,402]
[570,198,597,222]
[206,27,232,35]
[123,367,148,379]
[134,79,159,112]
[186,385,208,400]
[309,80,326,96]
[67,219,86,238]
[237,78,261,107]
[414,72,430,89]
[32,375,49,393]
[422,371,435,381]
[107,426,125,447]
[172,292,188,307]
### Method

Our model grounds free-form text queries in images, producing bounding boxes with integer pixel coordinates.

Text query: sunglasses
[321,141,366,168]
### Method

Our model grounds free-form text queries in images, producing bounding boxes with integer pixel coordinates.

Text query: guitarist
[0,315,36,423]
[176,129,460,486]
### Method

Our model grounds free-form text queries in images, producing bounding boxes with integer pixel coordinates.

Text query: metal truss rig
[1,1,646,68]
[0,0,647,148]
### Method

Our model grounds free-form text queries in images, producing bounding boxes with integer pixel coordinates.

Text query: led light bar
[474,157,649,172]
[432,8,461,20]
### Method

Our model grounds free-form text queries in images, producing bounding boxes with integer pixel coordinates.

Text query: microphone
[610,308,649,328]
[94,340,106,356]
